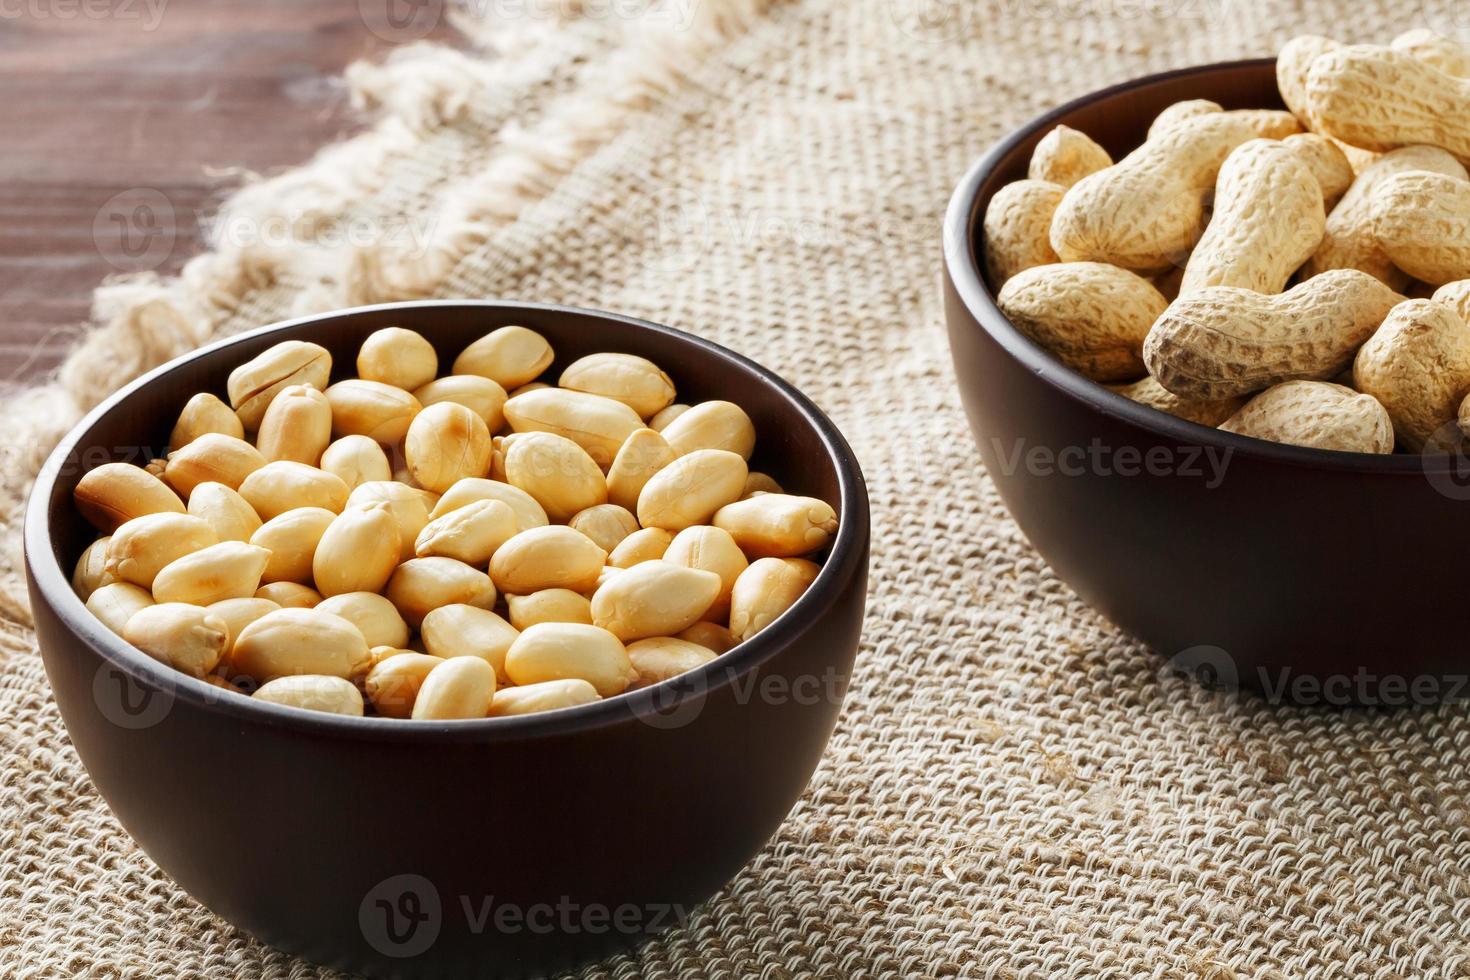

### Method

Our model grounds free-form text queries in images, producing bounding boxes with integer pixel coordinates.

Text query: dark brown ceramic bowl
[24,301,869,978]
[945,59,1470,707]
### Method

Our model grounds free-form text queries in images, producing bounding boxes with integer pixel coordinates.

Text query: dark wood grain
[0,0,455,388]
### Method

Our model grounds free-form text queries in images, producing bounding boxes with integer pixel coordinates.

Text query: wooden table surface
[0,0,454,389]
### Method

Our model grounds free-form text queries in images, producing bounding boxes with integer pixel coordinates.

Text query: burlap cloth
[3,1,1469,976]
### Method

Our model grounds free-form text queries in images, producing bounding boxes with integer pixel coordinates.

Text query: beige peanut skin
[1277,35,1339,126]
[1307,46,1470,165]
[1219,381,1394,453]
[1302,145,1467,287]
[1145,99,1221,140]
[1392,29,1470,78]
[982,179,1063,285]
[1372,170,1470,286]
[1049,109,1301,273]
[1179,139,1325,295]
[1027,125,1111,188]
[996,262,1167,382]
[1353,298,1470,452]
[1144,269,1404,400]
[1109,376,1244,427]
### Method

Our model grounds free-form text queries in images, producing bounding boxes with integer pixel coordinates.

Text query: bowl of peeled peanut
[24,300,868,978]
[945,35,1470,705]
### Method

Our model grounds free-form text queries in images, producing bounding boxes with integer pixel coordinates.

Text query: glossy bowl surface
[945,60,1470,705]
[24,301,869,978]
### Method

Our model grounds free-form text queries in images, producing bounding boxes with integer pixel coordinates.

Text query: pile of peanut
[984,31,1470,454]
[71,325,838,719]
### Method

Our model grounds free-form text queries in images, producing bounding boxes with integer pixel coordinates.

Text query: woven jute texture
[4,1,1470,976]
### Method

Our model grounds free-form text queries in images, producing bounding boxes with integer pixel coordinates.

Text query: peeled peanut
[489,525,607,595]
[72,536,115,601]
[728,557,820,643]
[316,592,410,650]
[488,678,600,717]
[227,340,332,430]
[75,462,185,532]
[503,432,607,523]
[503,387,643,468]
[982,179,1064,286]
[1353,299,1470,451]
[320,435,393,490]
[123,602,228,677]
[712,493,839,559]
[349,481,432,561]
[254,582,323,608]
[405,402,493,494]
[650,404,689,430]
[558,353,676,419]
[506,589,594,630]
[313,503,400,596]
[636,449,748,532]
[677,621,737,654]
[413,375,508,432]
[663,525,748,620]
[151,541,270,605]
[255,384,332,465]
[607,526,672,568]
[452,325,554,390]
[605,428,676,513]
[207,597,280,660]
[504,623,636,697]
[253,675,364,716]
[1219,381,1394,454]
[250,507,334,584]
[324,379,421,444]
[357,326,438,391]
[238,461,350,521]
[414,498,518,564]
[741,472,783,498]
[170,392,244,449]
[187,482,262,543]
[85,582,155,634]
[590,560,721,642]
[626,637,716,688]
[105,513,218,589]
[163,434,267,499]
[231,607,371,681]
[429,477,548,531]
[567,504,639,553]
[421,604,519,683]
[365,652,443,719]
[1027,125,1111,188]
[385,557,496,628]
[412,656,497,720]
[659,401,756,459]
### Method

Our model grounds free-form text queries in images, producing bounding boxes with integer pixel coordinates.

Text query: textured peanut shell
[1432,279,1470,322]
[1144,269,1404,400]
[1283,133,1354,208]
[1109,376,1244,427]
[1276,35,1339,126]
[1302,145,1468,286]
[1027,125,1111,188]
[1372,170,1470,286]
[1219,381,1393,453]
[1050,110,1301,272]
[1391,29,1470,78]
[997,262,1167,382]
[1145,99,1221,141]
[981,179,1064,286]
[1307,46,1470,165]
[1353,299,1470,451]
[1180,139,1325,295]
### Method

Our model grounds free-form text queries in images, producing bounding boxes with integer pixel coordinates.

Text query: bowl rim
[24,299,870,742]
[942,55,1458,475]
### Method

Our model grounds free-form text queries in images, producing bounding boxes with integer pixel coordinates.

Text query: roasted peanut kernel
[187,482,262,543]
[316,592,410,650]
[728,557,820,642]
[250,506,335,584]
[163,433,268,499]
[663,525,749,621]
[123,602,229,677]
[626,637,717,688]
[412,656,497,720]
[659,400,756,459]
[503,387,643,469]
[415,499,518,564]
[592,565,622,594]
[72,536,115,601]
[636,449,748,531]
[324,379,422,444]
[413,375,508,432]
[605,428,676,512]
[431,477,549,531]
[253,675,364,716]
[85,582,155,634]
[489,525,607,595]
[713,494,839,559]
[677,621,738,654]
[452,325,554,390]
[590,560,722,641]
[567,503,639,553]
[503,431,608,522]
[75,462,185,532]
[227,340,332,430]
[170,392,244,450]
[558,352,676,419]
[741,471,783,498]
[256,384,333,465]
[421,604,520,683]
[503,623,636,697]
[649,404,689,431]
[385,557,497,628]
[207,597,280,660]
[254,581,323,608]
[488,678,600,717]
[506,589,594,630]
[348,480,432,561]
[608,527,673,568]
[509,381,550,397]
[320,436,393,490]
[313,503,400,596]
[151,541,271,605]
[238,460,350,521]
[365,652,443,718]
[405,402,494,494]
[105,513,219,589]
[231,607,372,681]
[357,326,438,391]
